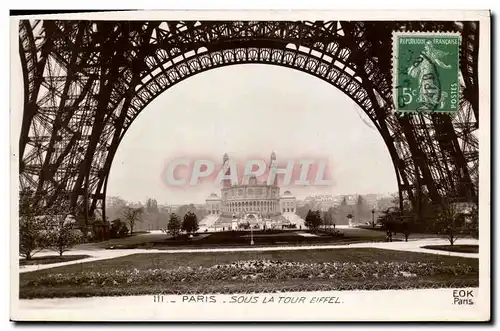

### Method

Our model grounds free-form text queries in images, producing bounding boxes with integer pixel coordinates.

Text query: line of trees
[93,204,144,241]
[377,196,478,244]
[433,199,478,245]
[298,195,375,227]
[167,213,182,238]
[300,194,478,246]
[107,198,207,234]
[107,197,164,233]
[19,192,209,258]
[20,193,150,259]
[19,194,83,260]
[167,211,199,238]
[123,206,143,235]
[176,204,206,224]
[303,208,350,232]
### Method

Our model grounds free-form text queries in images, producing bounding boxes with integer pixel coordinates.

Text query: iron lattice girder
[18,20,479,219]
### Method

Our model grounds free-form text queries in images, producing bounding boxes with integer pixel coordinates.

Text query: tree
[46,213,83,256]
[146,198,159,214]
[399,217,415,242]
[20,215,47,260]
[377,208,397,242]
[297,203,313,220]
[182,211,199,235]
[466,204,479,239]
[321,207,335,230]
[142,198,165,231]
[19,189,54,260]
[177,204,195,219]
[376,195,417,242]
[315,210,323,230]
[167,213,182,238]
[327,207,336,228]
[19,192,48,260]
[376,196,396,212]
[304,210,322,232]
[158,209,172,231]
[355,195,371,222]
[106,196,128,223]
[304,210,313,229]
[110,218,129,238]
[340,196,347,206]
[123,206,143,235]
[435,201,466,246]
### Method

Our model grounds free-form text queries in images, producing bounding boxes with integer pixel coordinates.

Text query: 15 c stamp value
[393,32,461,113]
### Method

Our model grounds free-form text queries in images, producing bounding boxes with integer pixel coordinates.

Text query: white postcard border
[9,10,491,322]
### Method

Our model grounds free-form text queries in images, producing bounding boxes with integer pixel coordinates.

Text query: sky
[107,64,398,205]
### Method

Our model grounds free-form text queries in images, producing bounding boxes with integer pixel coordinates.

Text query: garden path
[19,237,479,274]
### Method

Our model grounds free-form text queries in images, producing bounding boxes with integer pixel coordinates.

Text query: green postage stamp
[393,32,461,113]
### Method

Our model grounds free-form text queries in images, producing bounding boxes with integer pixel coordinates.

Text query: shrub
[19,214,48,260]
[46,215,83,256]
[118,223,129,237]
[110,219,129,238]
[19,190,55,259]
[91,220,110,241]
[167,214,182,238]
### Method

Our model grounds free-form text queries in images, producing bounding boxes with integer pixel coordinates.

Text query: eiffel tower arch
[17,20,479,224]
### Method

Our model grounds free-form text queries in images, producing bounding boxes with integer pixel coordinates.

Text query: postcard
[10,10,490,322]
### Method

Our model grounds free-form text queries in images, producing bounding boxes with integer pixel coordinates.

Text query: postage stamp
[9,10,490,323]
[393,32,461,113]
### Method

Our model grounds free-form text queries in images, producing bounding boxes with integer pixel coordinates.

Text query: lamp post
[371,208,375,228]
[250,226,254,245]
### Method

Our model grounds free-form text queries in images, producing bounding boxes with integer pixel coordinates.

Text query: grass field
[76,227,446,252]
[77,233,172,249]
[19,255,91,266]
[20,248,478,298]
[422,245,479,254]
[72,227,448,252]
[84,229,403,250]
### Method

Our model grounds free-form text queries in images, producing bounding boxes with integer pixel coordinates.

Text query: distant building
[159,205,173,214]
[204,153,279,218]
[206,193,221,215]
[295,199,308,208]
[280,190,297,213]
[203,152,297,230]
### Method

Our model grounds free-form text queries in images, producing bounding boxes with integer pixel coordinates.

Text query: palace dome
[206,193,221,201]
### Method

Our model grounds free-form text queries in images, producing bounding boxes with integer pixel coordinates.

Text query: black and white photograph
[9,10,491,321]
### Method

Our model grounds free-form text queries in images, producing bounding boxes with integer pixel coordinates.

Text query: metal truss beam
[18,20,480,222]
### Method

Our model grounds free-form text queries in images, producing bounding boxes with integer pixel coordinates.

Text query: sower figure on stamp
[423,40,452,69]
[407,40,452,110]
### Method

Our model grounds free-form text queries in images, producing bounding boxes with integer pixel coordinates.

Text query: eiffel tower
[17,20,478,224]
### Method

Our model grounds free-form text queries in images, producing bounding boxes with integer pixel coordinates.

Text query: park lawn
[352,226,442,240]
[422,245,479,254]
[20,248,478,298]
[102,230,382,250]
[77,227,441,251]
[19,255,91,266]
[76,233,172,249]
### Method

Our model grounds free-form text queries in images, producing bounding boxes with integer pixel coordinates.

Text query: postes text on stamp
[393,32,461,113]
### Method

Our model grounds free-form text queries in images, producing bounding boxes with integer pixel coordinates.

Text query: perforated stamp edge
[391,31,462,114]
